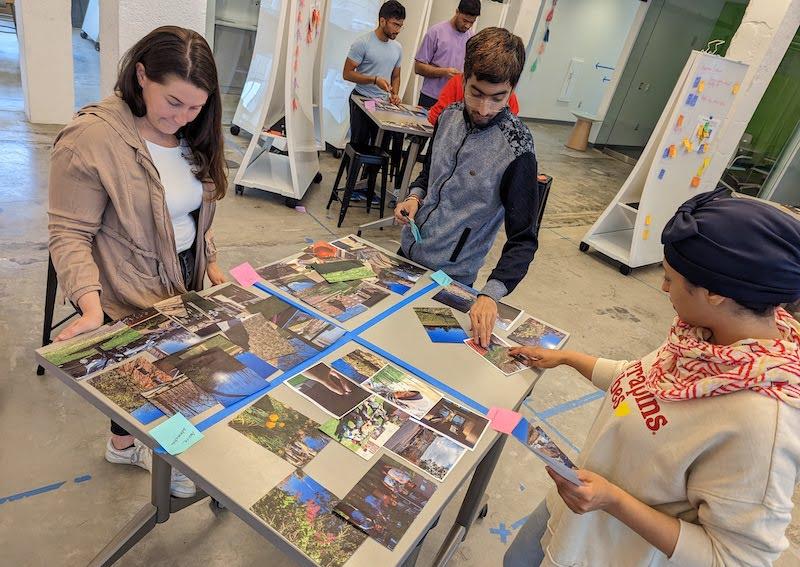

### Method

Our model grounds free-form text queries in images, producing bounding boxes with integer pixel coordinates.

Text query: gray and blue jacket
[400,103,540,301]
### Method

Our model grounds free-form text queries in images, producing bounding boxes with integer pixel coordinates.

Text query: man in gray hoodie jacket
[395,27,539,347]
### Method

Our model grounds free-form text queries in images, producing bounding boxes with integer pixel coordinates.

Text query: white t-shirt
[145,141,203,253]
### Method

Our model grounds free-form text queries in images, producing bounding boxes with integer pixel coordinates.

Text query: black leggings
[111,247,195,437]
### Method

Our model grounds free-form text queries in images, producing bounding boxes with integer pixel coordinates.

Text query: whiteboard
[583,51,748,268]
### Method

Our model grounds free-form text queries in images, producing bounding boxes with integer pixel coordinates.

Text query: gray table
[36,239,545,567]
[349,95,434,235]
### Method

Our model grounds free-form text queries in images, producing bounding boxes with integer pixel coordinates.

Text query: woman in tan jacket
[48,26,227,497]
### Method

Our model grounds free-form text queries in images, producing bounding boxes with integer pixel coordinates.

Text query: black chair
[327,142,391,227]
[36,255,79,375]
[536,173,553,233]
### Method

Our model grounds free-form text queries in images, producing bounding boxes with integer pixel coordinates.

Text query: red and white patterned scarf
[644,308,800,407]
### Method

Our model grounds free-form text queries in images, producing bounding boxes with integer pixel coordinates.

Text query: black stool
[36,255,78,375]
[327,142,390,227]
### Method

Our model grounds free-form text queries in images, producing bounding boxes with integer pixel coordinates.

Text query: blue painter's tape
[536,390,604,419]
[511,417,529,443]
[489,522,513,543]
[522,402,581,455]
[350,282,439,336]
[73,474,92,484]
[0,481,67,505]
[191,333,357,435]
[353,335,488,415]
[511,515,530,530]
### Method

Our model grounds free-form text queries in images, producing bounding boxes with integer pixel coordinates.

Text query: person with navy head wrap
[503,188,800,567]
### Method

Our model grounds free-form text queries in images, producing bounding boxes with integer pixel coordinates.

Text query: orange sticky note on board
[732,83,740,94]
[691,176,701,188]
[668,145,677,158]
[676,114,684,128]
[642,229,650,240]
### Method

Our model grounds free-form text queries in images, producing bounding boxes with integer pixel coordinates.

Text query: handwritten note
[149,413,204,455]
[230,262,261,288]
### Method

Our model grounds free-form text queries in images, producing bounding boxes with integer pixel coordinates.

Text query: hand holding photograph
[464,334,530,376]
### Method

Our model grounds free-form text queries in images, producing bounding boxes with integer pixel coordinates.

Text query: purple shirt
[415,20,474,99]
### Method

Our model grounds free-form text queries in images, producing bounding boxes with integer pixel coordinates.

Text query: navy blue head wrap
[661,189,800,305]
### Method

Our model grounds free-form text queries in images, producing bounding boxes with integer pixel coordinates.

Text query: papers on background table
[431,280,524,331]
[464,334,529,376]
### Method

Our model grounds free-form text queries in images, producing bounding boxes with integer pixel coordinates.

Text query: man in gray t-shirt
[343,0,405,146]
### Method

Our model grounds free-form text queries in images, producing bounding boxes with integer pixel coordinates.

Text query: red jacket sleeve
[428,74,463,126]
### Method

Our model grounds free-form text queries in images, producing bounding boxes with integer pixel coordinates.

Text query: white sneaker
[104,438,196,498]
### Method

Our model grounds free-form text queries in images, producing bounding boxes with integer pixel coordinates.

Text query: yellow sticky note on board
[645,215,652,226]
[697,81,705,93]
[732,83,740,94]
[642,229,650,240]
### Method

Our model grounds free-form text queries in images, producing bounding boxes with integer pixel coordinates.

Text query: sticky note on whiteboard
[691,176,701,188]
[732,83,740,94]
[645,215,652,226]
[697,81,705,93]
[676,114,684,128]
[693,76,701,88]
[658,169,665,180]
[643,229,650,240]
[669,145,677,158]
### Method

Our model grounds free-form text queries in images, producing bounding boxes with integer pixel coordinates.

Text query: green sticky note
[149,413,204,455]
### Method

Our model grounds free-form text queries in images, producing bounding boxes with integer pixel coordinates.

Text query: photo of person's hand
[394,198,419,224]
[469,295,497,348]
[509,346,563,368]
[309,368,353,395]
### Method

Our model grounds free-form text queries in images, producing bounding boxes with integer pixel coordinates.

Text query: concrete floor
[2,29,800,567]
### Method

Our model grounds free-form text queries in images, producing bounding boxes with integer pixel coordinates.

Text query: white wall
[516,0,642,122]
[16,0,74,124]
[99,0,209,97]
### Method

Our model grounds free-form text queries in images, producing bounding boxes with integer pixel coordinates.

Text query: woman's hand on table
[207,261,227,286]
[509,346,563,368]
[55,291,104,341]
[547,467,620,514]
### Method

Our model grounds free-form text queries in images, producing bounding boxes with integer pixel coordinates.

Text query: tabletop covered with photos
[37,235,574,567]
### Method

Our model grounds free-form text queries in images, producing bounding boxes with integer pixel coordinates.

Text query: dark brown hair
[115,26,227,200]
[464,27,526,87]
[379,0,405,21]
[458,0,481,17]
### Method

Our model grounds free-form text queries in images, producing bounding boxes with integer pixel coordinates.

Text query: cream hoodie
[540,350,800,567]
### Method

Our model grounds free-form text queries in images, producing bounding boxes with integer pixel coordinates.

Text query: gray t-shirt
[347,31,402,99]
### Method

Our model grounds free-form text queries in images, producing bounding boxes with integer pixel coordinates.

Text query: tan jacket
[48,95,218,319]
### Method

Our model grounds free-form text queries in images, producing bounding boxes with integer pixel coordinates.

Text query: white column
[16,0,74,124]
[99,0,209,97]
[706,0,800,185]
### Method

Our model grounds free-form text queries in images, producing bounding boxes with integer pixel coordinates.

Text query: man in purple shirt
[414,0,481,108]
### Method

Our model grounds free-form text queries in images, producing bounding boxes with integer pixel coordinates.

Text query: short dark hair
[379,0,405,21]
[116,26,227,200]
[458,0,481,17]
[463,27,526,87]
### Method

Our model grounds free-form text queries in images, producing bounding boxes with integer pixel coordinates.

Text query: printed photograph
[383,421,465,481]
[287,363,371,417]
[256,259,325,294]
[431,280,477,314]
[87,356,175,423]
[303,240,354,261]
[282,310,346,349]
[331,348,387,384]
[269,336,323,371]
[420,398,489,450]
[224,313,297,361]
[465,334,530,376]
[244,294,297,321]
[140,374,219,418]
[319,396,410,460]
[363,364,442,419]
[251,470,366,567]
[508,316,569,350]
[413,307,468,344]
[331,237,425,295]
[154,291,223,332]
[296,279,389,322]
[130,313,203,357]
[207,283,264,311]
[228,394,329,468]
[334,455,437,551]
[119,307,159,327]
[495,302,524,332]
[312,260,375,283]
[158,333,275,381]
[522,423,582,486]
[39,322,146,379]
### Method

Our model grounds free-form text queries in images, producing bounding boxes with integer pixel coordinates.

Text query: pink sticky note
[229,262,260,288]
[488,407,523,435]
[365,100,376,112]
[487,407,498,421]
